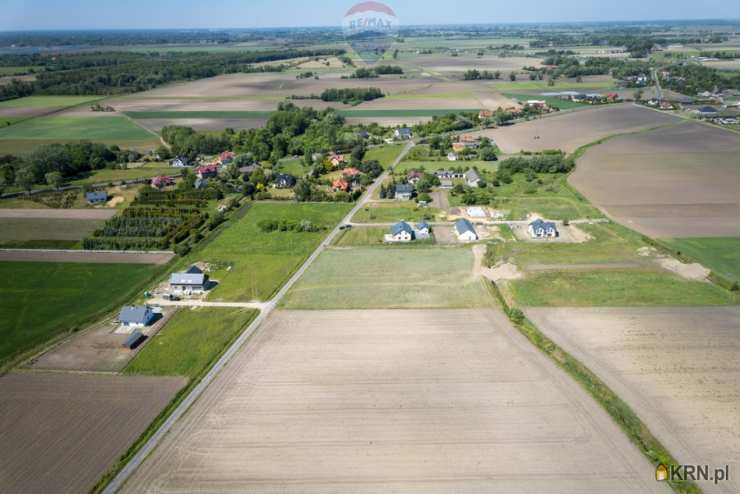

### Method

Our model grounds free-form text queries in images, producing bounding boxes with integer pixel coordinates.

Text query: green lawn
[0,115,155,141]
[352,202,441,223]
[274,157,308,177]
[334,226,388,246]
[508,269,736,307]
[0,262,161,368]
[0,95,102,109]
[127,109,477,120]
[282,246,495,309]
[125,308,258,378]
[665,237,740,283]
[192,202,351,302]
[70,165,174,185]
[491,80,616,91]
[364,143,406,168]
[394,160,498,174]
[0,218,106,249]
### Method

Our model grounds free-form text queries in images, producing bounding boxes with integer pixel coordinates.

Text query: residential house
[478,110,494,120]
[460,134,481,144]
[447,152,458,161]
[274,174,297,189]
[394,127,412,140]
[342,167,361,178]
[170,156,191,168]
[435,170,464,180]
[388,221,415,242]
[239,164,259,176]
[695,106,719,117]
[452,142,478,153]
[197,164,220,179]
[406,170,424,185]
[528,219,559,238]
[415,221,431,239]
[394,183,414,200]
[357,130,370,139]
[118,305,156,329]
[455,218,478,242]
[170,266,209,295]
[464,169,481,188]
[332,178,350,192]
[151,175,175,189]
[329,153,347,167]
[606,92,620,103]
[194,177,208,190]
[85,191,108,205]
[218,151,235,165]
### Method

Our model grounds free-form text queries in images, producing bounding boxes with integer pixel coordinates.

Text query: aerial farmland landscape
[0,1,739,493]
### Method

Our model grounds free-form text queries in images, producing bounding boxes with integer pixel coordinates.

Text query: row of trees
[344,65,403,79]
[319,87,383,104]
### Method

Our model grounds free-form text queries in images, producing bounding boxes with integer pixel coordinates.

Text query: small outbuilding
[455,218,478,242]
[122,330,146,350]
[119,305,156,328]
[85,191,108,205]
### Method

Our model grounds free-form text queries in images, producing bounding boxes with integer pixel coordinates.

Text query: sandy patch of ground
[656,256,710,281]
[0,372,186,494]
[0,250,174,264]
[571,121,740,237]
[470,103,679,154]
[27,308,174,373]
[106,195,124,208]
[121,309,668,494]
[527,306,740,494]
[0,208,116,220]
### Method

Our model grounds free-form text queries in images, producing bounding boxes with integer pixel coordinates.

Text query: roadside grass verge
[191,202,351,302]
[507,269,737,307]
[282,246,494,309]
[0,261,167,372]
[489,282,701,494]
[352,202,441,223]
[125,307,258,378]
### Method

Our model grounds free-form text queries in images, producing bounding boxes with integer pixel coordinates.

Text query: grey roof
[396,127,412,136]
[186,265,203,274]
[119,305,153,325]
[123,330,145,349]
[170,271,206,286]
[391,221,415,237]
[86,191,107,202]
[416,221,430,230]
[464,169,481,182]
[455,218,476,236]
[395,183,414,194]
[698,106,718,113]
[529,219,558,230]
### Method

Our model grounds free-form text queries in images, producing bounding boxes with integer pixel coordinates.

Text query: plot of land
[283,246,494,309]
[0,261,160,367]
[0,250,173,264]
[471,103,678,154]
[527,306,740,494]
[0,372,186,494]
[352,202,441,223]
[192,202,350,302]
[571,121,740,237]
[121,309,667,494]
[0,217,106,249]
[665,237,740,282]
[0,208,116,219]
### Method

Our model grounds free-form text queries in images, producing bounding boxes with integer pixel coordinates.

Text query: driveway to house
[103,140,414,494]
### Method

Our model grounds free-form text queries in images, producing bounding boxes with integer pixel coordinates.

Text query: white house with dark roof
[395,127,412,140]
[455,218,478,242]
[170,266,209,295]
[119,305,156,329]
[464,169,482,187]
[395,183,414,200]
[415,221,431,239]
[387,221,416,242]
[528,219,559,239]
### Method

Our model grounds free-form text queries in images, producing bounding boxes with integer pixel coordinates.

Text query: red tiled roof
[332,178,349,191]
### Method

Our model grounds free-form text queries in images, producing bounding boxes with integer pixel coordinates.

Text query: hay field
[121,309,668,494]
[471,103,679,153]
[527,306,740,494]
[0,372,185,494]
[0,217,105,248]
[282,246,498,309]
[571,121,740,237]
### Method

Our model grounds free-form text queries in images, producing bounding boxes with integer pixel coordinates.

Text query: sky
[2,0,739,31]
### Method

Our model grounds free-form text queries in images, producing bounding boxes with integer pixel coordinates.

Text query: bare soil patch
[0,250,174,264]
[527,306,740,494]
[0,372,186,494]
[571,121,740,237]
[122,309,668,494]
[472,103,679,153]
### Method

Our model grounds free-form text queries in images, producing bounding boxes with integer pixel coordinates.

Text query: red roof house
[151,176,175,188]
[219,151,235,164]
[197,164,220,179]
[332,178,350,192]
[342,167,361,177]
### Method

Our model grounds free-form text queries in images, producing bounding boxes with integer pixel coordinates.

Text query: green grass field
[0,218,106,249]
[0,95,102,109]
[365,143,406,168]
[0,115,155,141]
[665,237,740,283]
[282,246,495,309]
[394,160,498,174]
[192,202,351,302]
[70,165,174,185]
[491,80,616,91]
[0,262,160,368]
[274,157,308,177]
[352,202,441,223]
[125,307,258,378]
[333,226,388,246]
[126,109,479,120]
[507,269,736,307]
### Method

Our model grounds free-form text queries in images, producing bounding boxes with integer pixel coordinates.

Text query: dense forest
[0,48,344,100]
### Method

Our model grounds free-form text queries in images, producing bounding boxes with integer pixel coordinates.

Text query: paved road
[103,141,414,494]
[148,298,267,310]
